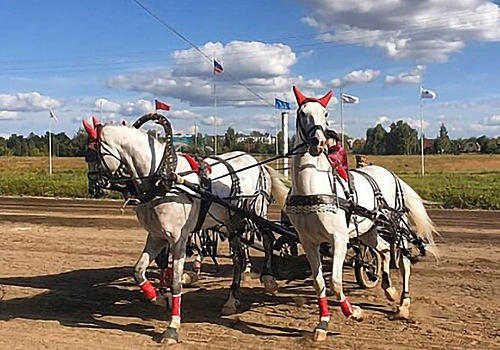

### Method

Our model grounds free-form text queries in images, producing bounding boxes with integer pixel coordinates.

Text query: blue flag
[275,98,291,110]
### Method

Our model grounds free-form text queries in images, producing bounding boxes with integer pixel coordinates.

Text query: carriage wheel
[354,245,381,289]
[273,235,299,257]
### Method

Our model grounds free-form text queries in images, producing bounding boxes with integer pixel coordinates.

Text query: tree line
[0,121,499,157]
[357,121,500,155]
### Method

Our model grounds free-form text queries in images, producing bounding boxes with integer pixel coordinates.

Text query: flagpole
[340,85,345,148]
[274,95,279,156]
[194,122,198,149]
[212,56,218,156]
[48,113,52,176]
[419,85,425,176]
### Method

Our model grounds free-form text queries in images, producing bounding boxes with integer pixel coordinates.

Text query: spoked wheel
[354,244,381,289]
[273,235,299,257]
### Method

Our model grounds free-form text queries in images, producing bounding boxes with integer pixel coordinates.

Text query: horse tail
[400,179,439,257]
[264,165,289,209]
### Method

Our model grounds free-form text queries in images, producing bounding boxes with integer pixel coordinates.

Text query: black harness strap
[193,156,213,232]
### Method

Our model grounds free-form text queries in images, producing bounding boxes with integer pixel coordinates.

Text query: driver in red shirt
[325,129,348,180]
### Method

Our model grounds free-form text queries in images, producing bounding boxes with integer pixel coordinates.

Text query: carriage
[83,87,435,343]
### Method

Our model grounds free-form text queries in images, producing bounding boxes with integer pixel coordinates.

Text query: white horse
[82,118,286,344]
[285,86,437,341]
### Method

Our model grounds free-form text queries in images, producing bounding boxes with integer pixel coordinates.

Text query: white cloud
[170,110,200,119]
[331,78,342,88]
[254,114,277,129]
[376,115,390,126]
[470,123,500,134]
[483,114,500,125]
[200,116,223,126]
[172,41,297,79]
[342,69,380,85]
[93,98,154,116]
[331,69,380,87]
[0,92,61,112]
[107,41,325,108]
[0,111,18,120]
[385,65,426,85]
[406,118,429,131]
[299,50,314,59]
[300,0,500,62]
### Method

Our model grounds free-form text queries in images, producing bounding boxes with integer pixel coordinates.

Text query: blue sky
[2,0,500,139]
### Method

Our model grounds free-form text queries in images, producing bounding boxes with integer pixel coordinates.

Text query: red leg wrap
[318,297,330,318]
[172,294,181,317]
[140,280,157,301]
[340,298,354,318]
[160,267,173,289]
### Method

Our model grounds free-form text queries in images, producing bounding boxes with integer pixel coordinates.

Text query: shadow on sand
[0,264,315,340]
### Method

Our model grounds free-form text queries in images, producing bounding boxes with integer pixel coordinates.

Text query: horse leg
[396,254,412,319]
[160,232,188,344]
[133,233,167,306]
[261,230,278,294]
[221,233,244,315]
[243,244,252,274]
[376,237,397,302]
[301,240,329,342]
[331,230,364,322]
[155,245,173,293]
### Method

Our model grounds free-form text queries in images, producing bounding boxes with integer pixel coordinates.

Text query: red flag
[155,99,171,111]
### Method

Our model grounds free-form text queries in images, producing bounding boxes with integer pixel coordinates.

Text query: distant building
[236,134,276,145]
[423,138,435,153]
[463,141,481,153]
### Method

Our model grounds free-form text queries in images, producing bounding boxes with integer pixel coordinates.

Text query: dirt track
[0,197,499,349]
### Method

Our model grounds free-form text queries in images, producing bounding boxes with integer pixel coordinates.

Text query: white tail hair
[264,165,289,209]
[401,179,439,257]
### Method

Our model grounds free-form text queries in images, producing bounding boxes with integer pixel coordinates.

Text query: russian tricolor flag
[213,59,224,74]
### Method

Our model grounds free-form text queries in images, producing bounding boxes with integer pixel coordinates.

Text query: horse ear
[292,86,306,107]
[318,91,333,108]
[92,116,101,127]
[82,120,97,139]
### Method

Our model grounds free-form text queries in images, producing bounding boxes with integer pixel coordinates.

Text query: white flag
[49,109,59,123]
[420,86,437,100]
[341,93,360,104]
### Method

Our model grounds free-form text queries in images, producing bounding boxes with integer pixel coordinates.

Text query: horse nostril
[311,137,320,147]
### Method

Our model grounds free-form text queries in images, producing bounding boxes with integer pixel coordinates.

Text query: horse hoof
[153,294,168,308]
[313,329,327,342]
[159,327,179,345]
[182,271,199,287]
[396,306,410,320]
[262,275,278,294]
[351,305,364,322]
[221,300,240,316]
[384,287,397,302]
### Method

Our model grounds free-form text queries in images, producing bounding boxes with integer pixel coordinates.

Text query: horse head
[82,117,125,198]
[292,86,332,156]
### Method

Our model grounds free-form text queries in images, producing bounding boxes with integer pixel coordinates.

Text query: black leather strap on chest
[286,194,338,214]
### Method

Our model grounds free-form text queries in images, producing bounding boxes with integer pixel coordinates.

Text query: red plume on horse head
[292,86,333,108]
[82,119,98,140]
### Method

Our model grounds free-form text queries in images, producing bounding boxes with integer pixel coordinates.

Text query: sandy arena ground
[0,197,499,349]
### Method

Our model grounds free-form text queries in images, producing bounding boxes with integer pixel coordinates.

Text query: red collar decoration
[293,86,333,108]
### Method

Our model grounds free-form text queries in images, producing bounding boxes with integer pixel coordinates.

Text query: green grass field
[0,155,499,209]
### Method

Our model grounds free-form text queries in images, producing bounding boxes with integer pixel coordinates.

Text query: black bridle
[295,104,328,154]
[85,137,130,198]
